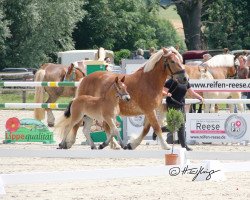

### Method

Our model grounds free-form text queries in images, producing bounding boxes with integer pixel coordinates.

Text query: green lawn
[0,91,71,104]
[158,5,181,21]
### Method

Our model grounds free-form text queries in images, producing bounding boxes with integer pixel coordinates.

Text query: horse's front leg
[99,119,124,149]
[103,122,121,150]
[126,111,171,150]
[126,116,151,150]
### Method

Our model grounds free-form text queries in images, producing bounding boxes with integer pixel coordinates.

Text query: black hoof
[125,143,133,150]
[98,144,105,149]
[123,145,128,150]
[48,124,54,127]
[58,142,68,149]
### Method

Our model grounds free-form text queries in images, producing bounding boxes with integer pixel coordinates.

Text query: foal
[55,76,131,149]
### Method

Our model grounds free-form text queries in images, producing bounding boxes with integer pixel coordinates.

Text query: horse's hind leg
[82,116,96,149]
[45,93,60,127]
[58,124,74,149]
[46,109,55,127]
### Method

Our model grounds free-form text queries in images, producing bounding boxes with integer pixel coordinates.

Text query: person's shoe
[185,146,193,151]
[152,132,157,140]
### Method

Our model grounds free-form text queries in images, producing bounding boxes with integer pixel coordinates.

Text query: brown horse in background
[58,47,185,150]
[34,63,85,126]
[56,76,131,149]
[186,54,238,112]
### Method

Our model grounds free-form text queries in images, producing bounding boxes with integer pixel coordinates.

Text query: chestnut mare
[34,63,85,126]
[185,54,238,113]
[58,47,185,150]
[56,76,130,149]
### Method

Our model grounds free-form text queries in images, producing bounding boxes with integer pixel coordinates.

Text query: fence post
[22,90,26,103]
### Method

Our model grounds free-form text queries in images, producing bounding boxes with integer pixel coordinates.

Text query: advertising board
[186,113,250,143]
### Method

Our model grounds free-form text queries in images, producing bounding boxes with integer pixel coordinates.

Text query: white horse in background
[199,67,244,113]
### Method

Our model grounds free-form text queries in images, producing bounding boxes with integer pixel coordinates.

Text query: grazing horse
[199,67,243,113]
[185,54,238,113]
[58,47,185,150]
[34,63,85,127]
[56,76,131,149]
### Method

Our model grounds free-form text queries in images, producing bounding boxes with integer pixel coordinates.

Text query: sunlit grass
[0,91,72,104]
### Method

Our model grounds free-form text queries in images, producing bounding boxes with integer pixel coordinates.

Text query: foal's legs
[99,118,124,149]
[102,122,121,149]
[58,124,74,149]
[81,116,96,149]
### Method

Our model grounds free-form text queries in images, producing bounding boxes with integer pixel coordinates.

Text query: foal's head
[112,76,131,102]
[64,63,86,81]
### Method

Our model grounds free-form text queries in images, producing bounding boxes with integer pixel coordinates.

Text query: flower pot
[165,153,179,165]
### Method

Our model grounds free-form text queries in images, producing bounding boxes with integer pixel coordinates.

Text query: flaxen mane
[144,47,183,72]
[203,54,235,68]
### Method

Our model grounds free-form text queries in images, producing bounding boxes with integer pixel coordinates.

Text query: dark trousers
[167,104,187,148]
[247,92,250,110]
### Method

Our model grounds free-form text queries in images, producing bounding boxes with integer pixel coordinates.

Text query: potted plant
[165,108,184,165]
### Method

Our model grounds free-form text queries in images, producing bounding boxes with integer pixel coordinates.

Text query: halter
[163,54,184,76]
[114,82,128,99]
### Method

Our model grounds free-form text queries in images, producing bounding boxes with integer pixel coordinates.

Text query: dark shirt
[164,79,191,106]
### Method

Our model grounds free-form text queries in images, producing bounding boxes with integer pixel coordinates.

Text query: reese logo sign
[186,113,249,142]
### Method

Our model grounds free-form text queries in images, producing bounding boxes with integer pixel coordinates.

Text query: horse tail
[54,101,74,139]
[34,69,46,120]
[64,101,73,118]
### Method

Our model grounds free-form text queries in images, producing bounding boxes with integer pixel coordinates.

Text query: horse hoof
[98,144,104,149]
[58,142,68,149]
[123,145,128,150]
[48,124,54,127]
[125,143,133,150]
[91,146,97,150]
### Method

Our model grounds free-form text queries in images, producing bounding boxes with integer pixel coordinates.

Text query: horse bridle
[163,55,184,76]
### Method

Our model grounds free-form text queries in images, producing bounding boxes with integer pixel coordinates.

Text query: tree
[0,0,85,69]
[203,0,249,50]
[0,1,10,61]
[173,0,203,50]
[73,0,184,51]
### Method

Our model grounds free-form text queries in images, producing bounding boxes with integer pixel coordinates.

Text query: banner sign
[186,113,250,143]
[4,117,55,144]
[189,79,250,92]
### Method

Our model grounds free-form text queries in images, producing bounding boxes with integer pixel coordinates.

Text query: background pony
[199,67,243,113]
[186,54,238,113]
[34,63,85,127]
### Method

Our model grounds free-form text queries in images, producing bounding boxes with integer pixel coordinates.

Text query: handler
[162,70,203,151]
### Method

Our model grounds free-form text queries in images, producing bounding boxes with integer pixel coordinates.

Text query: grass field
[158,5,184,38]
[0,91,71,104]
